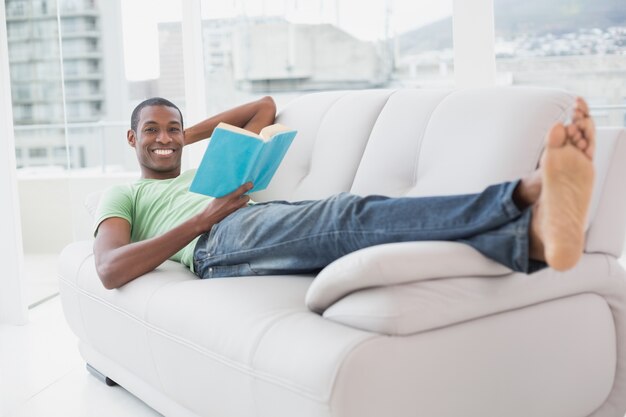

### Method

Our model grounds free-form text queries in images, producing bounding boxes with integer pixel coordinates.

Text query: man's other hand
[194,182,253,234]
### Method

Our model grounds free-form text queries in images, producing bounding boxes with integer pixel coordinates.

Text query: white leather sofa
[59,87,626,417]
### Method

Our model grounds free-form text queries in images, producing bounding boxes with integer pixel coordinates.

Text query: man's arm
[93,183,252,290]
[183,96,276,146]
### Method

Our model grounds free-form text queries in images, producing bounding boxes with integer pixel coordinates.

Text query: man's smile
[152,148,176,156]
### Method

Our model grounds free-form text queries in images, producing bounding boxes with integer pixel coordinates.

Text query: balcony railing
[14,120,130,174]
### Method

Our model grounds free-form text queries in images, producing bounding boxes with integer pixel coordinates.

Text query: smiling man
[94,96,596,290]
[94,96,276,289]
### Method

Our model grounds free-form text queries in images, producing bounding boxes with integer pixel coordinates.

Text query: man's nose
[156,131,173,143]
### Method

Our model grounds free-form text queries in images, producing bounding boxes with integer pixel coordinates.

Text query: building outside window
[194,0,453,115]
[494,0,626,126]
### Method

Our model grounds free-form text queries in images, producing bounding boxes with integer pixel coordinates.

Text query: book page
[259,123,291,141]
[215,122,261,139]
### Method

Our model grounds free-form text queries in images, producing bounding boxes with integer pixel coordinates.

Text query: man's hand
[193,182,253,234]
[184,97,276,146]
[94,182,253,290]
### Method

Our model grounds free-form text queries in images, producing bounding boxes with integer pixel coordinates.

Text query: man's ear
[127,129,137,148]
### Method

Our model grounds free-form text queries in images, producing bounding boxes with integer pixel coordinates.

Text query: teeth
[154,149,174,155]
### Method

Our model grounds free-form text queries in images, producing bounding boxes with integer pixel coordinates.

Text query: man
[94,95,595,290]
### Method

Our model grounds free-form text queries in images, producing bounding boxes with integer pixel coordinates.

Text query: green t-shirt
[93,169,212,271]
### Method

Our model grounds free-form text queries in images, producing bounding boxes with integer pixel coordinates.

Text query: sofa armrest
[305,241,511,314]
[310,251,624,338]
[59,240,96,286]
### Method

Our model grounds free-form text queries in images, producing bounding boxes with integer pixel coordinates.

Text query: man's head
[128,97,185,179]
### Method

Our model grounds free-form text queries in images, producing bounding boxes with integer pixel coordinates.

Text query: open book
[189,122,297,198]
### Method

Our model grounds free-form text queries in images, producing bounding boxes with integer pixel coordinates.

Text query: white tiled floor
[0,297,161,417]
[23,254,60,308]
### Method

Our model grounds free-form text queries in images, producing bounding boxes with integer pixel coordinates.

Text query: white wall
[18,174,138,254]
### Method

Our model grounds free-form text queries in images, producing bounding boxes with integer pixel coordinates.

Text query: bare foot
[530,98,595,271]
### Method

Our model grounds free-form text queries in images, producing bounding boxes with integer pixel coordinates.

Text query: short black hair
[130,97,184,132]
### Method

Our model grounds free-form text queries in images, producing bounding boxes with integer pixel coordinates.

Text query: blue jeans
[193,181,547,278]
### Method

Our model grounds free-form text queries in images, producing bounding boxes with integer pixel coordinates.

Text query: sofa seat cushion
[145,275,314,366]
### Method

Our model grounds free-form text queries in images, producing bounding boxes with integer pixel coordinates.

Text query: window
[7,0,27,17]
[10,63,33,80]
[41,82,62,100]
[86,17,96,30]
[62,60,79,76]
[36,61,60,78]
[13,104,33,120]
[31,19,57,38]
[53,146,67,158]
[86,59,98,73]
[28,147,48,158]
[32,0,52,16]
[13,84,31,101]
[62,39,84,54]
[34,39,60,58]
[61,17,79,32]
[7,21,29,38]
[64,80,81,96]
[66,102,81,119]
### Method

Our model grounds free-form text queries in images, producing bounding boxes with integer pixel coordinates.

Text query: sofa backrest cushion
[254,89,395,201]
[350,87,574,197]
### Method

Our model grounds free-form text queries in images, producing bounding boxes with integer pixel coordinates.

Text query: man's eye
[144,128,157,133]
[169,128,181,132]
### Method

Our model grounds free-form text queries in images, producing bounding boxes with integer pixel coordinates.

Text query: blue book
[189,122,297,197]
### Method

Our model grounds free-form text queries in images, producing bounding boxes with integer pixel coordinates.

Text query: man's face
[128,105,184,179]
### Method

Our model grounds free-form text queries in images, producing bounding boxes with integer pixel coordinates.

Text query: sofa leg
[86,363,118,387]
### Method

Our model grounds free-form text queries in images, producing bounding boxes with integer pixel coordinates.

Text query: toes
[566,124,578,138]
[572,108,586,123]
[574,111,596,160]
[571,136,588,151]
[575,97,590,117]
[580,117,595,144]
[565,98,596,161]
[547,123,568,148]
[547,98,595,161]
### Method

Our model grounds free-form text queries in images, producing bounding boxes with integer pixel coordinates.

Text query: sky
[121,0,452,80]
